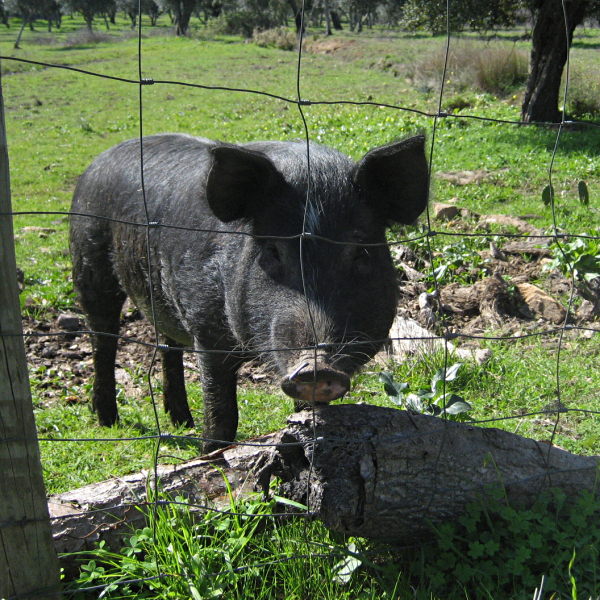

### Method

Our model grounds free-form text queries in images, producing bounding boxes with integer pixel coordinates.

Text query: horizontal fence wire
[2,54,600,128]
[1,0,599,597]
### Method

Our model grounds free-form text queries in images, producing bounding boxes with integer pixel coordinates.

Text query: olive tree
[59,0,116,30]
[521,0,600,123]
[399,0,600,123]
[156,0,196,34]
[117,0,161,27]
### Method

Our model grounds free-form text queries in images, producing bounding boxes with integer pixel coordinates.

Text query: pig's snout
[281,357,350,404]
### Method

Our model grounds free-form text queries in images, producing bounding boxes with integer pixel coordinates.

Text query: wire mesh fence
[1,1,600,598]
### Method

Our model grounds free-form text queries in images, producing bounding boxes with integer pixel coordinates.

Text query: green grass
[66,487,408,600]
[2,16,599,599]
[66,485,600,600]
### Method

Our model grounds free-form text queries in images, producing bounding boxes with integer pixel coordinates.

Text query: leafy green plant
[414,488,600,599]
[379,363,473,420]
[433,239,486,285]
[401,230,490,288]
[545,230,600,283]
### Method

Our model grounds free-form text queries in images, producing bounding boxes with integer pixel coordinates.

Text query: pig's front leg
[198,349,242,452]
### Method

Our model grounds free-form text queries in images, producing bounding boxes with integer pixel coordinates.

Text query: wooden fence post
[0,72,62,599]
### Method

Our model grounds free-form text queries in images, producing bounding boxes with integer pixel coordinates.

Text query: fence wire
[1,0,599,598]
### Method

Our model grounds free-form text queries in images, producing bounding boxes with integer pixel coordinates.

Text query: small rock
[399,262,425,281]
[516,283,567,324]
[61,350,85,360]
[418,292,435,310]
[20,226,56,235]
[40,346,58,359]
[432,202,460,220]
[478,214,541,235]
[576,300,595,321]
[418,306,436,329]
[388,316,442,360]
[489,242,506,260]
[455,347,492,365]
[474,348,493,364]
[437,169,499,185]
[57,313,82,332]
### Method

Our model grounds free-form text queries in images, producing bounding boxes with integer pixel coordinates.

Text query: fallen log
[48,431,281,556]
[49,405,599,561]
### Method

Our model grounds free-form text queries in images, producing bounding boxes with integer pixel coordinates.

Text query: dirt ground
[22,209,599,406]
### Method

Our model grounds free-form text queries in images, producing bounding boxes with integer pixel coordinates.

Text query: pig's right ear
[206,146,282,222]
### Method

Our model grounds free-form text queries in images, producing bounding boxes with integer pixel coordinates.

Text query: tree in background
[196,0,223,24]
[399,0,600,122]
[400,0,518,35]
[346,0,381,31]
[6,0,59,30]
[214,0,289,37]
[521,0,600,123]
[59,0,116,30]
[0,0,10,26]
[7,0,61,46]
[4,0,600,121]
[157,0,196,34]
[117,0,161,28]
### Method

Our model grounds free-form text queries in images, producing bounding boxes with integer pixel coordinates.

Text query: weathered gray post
[0,72,62,599]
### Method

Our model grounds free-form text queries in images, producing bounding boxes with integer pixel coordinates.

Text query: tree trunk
[0,68,62,600]
[83,10,94,31]
[287,0,304,34]
[13,19,26,49]
[174,0,196,36]
[331,11,342,30]
[521,0,588,123]
[324,0,332,34]
[50,405,599,569]
[273,406,599,543]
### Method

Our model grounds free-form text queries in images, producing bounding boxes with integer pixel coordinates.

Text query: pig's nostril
[288,361,309,381]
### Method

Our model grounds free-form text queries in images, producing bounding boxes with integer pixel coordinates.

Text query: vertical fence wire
[0,2,599,597]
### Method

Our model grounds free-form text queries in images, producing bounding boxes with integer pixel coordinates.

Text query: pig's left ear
[206,145,283,222]
[354,135,429,225]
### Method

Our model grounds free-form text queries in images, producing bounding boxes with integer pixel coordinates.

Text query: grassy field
[2,13,600,599]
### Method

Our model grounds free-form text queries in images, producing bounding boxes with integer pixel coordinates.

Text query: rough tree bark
[521,0,588,123]
[50,405,599,568]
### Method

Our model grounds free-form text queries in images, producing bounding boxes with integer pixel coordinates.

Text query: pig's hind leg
[72,242,126,426]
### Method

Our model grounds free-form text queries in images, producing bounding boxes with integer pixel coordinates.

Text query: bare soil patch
[22,214,599,406]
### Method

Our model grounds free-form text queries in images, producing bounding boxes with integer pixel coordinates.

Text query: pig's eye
[259,242,284,279]
[263,243,281,263]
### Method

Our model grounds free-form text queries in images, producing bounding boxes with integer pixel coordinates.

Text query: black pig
[70,133,428,450]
